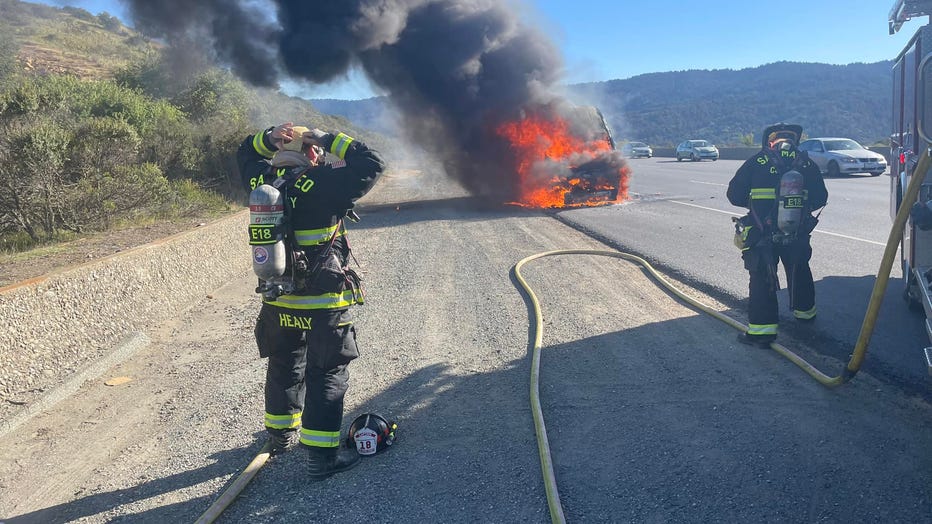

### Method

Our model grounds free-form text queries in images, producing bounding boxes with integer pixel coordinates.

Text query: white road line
[809,230,886,246]
[670,199,741,216]
[668,200,886,246]
[690,180,728,187]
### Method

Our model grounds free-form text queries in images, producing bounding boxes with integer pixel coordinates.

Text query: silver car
[675,140,719,161]
[798,137,887,177]
[621,141,653,158]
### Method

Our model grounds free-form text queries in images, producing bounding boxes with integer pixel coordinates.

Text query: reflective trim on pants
[793,306,817,319]
[747,323,777,336]
[265,412,302,430]
[300,428,341,448]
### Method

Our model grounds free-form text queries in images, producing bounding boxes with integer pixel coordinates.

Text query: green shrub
[69,116,141,179]
[164,178,234,217]
[0,230,40,253]
[68,162,172,230]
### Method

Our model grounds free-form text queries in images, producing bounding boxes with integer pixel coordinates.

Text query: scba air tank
[248,184,287,280]
[777,169,804,237]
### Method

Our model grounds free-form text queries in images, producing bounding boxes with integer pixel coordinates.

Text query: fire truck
[889,0,932,373]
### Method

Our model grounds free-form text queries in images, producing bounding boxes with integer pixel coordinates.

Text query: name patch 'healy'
[279,312,313,330]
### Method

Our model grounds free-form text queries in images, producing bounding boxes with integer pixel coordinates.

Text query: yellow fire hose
[848,147,930,373]
[511,147,930,523]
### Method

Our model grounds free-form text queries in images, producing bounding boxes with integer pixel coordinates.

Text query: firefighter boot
[737,332,776,349]
[306,445,360,480]
[268,428,298,455]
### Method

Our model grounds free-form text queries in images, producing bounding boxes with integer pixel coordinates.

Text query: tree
[97,12,122,32]
[0,119,72,240]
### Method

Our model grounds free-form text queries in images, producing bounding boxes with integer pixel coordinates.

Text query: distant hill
[311,97,400,135]
[314,61,894,147]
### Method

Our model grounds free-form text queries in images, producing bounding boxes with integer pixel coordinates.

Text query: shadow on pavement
[3,445,261,524]
[217,312,931,522]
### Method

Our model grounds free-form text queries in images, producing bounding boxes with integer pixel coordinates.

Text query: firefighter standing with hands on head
[727,123,828,348]
[237,122,384,479]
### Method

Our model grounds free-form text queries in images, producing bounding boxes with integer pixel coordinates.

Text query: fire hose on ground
[193,150,929,524]
[511,147,930,524]
[194,441,274,524]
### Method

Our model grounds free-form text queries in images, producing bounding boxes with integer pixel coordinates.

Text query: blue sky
[40,0,928,99]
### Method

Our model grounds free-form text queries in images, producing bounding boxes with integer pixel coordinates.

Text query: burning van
[495,103,629,208]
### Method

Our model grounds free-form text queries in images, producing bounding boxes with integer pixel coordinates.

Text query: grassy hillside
[0,0,397,254]
[0,0,152,78]
[0,0,388,147]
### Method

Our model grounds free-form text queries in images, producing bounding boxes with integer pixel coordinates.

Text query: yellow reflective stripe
[793,307,817,319]
[294,224,343,246]
[750,188,776,200]
[253,131,275,158]
[264,289,360,310]
[330,133,354,159]
[300,428,341,448]
[264,412,301,429]
[747,323,778,335]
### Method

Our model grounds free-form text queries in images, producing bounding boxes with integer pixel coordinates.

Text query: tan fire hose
[511,147,930,523]
[194,441,273,524]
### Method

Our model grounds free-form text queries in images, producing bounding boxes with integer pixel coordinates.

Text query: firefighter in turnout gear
[727,123,828,348]
[237,122,384,479]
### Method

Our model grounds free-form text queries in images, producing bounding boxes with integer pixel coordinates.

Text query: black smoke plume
[119,0,619,202]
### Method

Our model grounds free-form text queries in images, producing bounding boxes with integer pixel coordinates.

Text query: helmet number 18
[353,428,380,456]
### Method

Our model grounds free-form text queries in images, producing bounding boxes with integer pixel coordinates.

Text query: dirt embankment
[0,212,249,428]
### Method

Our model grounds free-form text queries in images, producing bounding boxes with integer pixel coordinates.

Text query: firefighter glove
[732,215,761,250]
[301,128,335,152]
[270,122,296,150]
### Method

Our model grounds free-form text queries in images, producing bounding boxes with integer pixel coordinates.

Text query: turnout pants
[743,237,816,337]
[255,304,359,448]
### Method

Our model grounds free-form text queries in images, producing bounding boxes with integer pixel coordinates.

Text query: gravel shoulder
[0,168,929,523]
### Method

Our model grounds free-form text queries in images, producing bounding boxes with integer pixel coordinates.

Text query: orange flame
[496,111,628,208]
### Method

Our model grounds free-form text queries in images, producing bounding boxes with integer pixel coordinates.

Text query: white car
[621,141,653,158]
[798,137,887,177]
[675,140,719,161]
